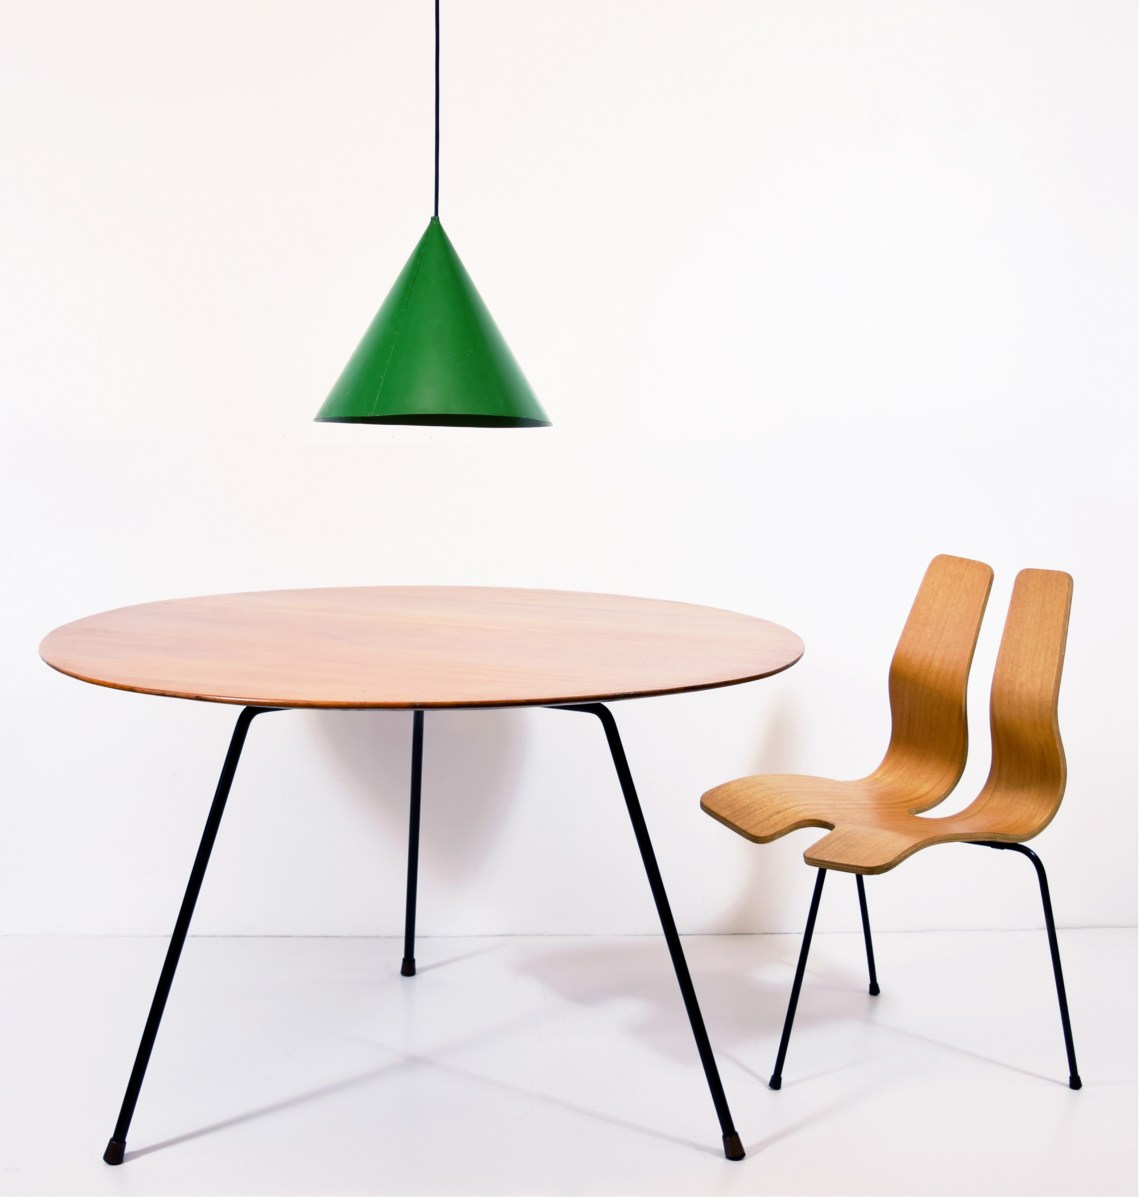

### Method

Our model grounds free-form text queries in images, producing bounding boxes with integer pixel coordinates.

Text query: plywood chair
[702,566,1081,1090]
[704,554,994,997]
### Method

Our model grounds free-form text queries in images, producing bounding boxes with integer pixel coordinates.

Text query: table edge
[38,645,805,710]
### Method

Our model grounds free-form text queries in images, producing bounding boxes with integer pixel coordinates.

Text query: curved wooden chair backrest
[969,568,1073,838]
[872,554,994,806]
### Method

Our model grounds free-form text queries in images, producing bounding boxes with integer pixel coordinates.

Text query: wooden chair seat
[704,771,934,835]
[705,774,1053,875]
[703,771,964,858]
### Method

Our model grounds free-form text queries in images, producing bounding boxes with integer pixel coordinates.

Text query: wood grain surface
[40,586,804,710]
[702,563,1073,874]
[800,568,1073,873]
[701,555,995,870]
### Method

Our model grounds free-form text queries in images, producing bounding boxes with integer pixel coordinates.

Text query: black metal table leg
[553,703,745,1162]
[401,710,425,977]
[103,705,275,1166]
[769,867,827,1090]
[976,842,1082,1089]
[855,874,880,996]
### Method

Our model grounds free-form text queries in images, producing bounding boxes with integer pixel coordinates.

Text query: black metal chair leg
[855,874,880,996]
[103,705,276,1166]
[553,703,745,1162]
[977,841,1082,1089]
[769,867,827,1091]
[401,710,425,977]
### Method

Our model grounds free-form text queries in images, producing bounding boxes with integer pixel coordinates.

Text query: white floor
[0,930,1134,1196]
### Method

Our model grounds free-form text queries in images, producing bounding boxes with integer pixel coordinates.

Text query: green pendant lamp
[315,2,550,428]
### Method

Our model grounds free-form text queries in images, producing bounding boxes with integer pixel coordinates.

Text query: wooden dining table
[40,585,804,1165]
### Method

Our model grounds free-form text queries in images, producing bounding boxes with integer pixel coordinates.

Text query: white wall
[1,0,1134,937]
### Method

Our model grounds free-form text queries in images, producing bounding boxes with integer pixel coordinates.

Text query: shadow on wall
[308,706,529,888]
[713,698,807,933]
[744,698,805,780]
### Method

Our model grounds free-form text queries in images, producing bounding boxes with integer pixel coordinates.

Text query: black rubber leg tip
[768,1075,782,1091]
[1069,1074,1082,1090]
[869,982,881,996]
[103,1139,126,1166]
[400,958,416,977]
[722,1132,745,1161]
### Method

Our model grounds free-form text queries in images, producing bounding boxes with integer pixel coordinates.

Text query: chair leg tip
[722,1132,745,1160]
[103,1139,126,1166]
[400,958,416,977]
[768,1075,782,1091]
[1069,1074,1082,1090]
[869,983,881,996]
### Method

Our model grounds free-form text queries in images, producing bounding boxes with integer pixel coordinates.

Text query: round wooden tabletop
[39,586,804,710]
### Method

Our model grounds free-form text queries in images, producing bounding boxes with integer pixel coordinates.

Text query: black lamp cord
[434,0,440,219]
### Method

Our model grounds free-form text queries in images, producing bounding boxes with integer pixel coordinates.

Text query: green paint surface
[316,219,550,427]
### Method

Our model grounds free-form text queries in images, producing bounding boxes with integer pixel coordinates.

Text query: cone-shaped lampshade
[315,218,550,427]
